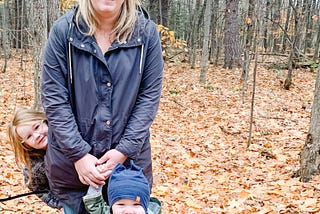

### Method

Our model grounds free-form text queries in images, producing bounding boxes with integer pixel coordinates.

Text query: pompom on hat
[107,160,150,213]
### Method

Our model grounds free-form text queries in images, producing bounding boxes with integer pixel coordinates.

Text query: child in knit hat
[108,160,150,214]
[83,160,161,214]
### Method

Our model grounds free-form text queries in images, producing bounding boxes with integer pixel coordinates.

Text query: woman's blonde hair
[76,0,141,43]
[7,108,46,182]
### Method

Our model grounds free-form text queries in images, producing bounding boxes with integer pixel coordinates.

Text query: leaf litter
[0,54,319,213]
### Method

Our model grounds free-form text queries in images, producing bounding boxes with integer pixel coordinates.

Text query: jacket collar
[67,6,148,52]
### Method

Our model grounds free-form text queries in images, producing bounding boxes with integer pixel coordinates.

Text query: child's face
[16,120,48,150]
[112,198,146,214]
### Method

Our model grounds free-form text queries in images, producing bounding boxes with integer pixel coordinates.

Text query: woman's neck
[96,10,120,33]
[94,11,121,54]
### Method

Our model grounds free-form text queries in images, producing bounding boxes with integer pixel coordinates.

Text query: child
[83,161,162,214]
[7,108,62,210]
[8,109,161,213]
[108,161,150,214]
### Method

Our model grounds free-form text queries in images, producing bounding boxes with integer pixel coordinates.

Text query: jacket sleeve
[116,21,164,159]
[41,17,91,162]
[23,160,62,209]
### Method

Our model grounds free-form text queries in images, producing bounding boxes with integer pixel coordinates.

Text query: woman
[41,0,164,213]
[7,108,62,210]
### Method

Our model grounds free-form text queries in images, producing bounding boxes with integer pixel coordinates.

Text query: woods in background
[1,0,319,69]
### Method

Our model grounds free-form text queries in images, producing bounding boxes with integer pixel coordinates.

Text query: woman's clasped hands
[75,149,127,188]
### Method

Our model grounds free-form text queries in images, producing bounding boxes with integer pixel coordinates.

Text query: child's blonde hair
[7,108,47,183]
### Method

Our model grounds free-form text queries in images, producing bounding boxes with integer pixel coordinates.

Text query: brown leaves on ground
[0,53,319,213]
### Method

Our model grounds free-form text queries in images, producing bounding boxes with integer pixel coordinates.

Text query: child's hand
[96,163,113,179]
[96,163,107,173]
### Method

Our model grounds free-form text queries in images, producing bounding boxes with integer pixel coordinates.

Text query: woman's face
[16,120,48,150]
[90,0,125,18]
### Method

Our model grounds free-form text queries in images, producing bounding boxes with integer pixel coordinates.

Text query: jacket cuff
[115,142,139,160]
[68,142,92,163]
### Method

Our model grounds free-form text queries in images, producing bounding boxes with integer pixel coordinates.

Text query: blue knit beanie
[107,160,150,213]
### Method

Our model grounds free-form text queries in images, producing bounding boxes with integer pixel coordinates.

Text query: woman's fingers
[75,153,106,187]
[100,169,112,179]
[79,175,89,185]
[79,173,105,188]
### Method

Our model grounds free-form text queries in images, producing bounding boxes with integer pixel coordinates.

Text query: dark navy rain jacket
[41,7,163,213]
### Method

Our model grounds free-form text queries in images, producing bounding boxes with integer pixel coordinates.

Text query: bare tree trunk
[158,0,163,25]
[148,0,169,26]
[272,0,281,53]
[303,0,312,53]
[313,20,320,61]
[282,4,292,53]
[47,0,59,32]
[13,0,23,49]
[189,0,201,68]
[209,0,219,65]
[31,0,47,110]
[199,0,212,85]
[215,24,223,67]
[20,0,25,50]
[149,0,159,23]
[284,0,301,90]
[241,0,254,81]
[263,0,270,52]
[285,49,294,90]
[1,0,11,73]
[296,69,320,182]
[25,0,32,48]
[160,0,169,27]
[223,0,242,69]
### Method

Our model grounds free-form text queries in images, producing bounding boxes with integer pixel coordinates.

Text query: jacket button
[106,120,111,126]
[81,44,85,48]
[107,82,112,87]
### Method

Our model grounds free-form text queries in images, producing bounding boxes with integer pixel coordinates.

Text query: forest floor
[0,52,319,213]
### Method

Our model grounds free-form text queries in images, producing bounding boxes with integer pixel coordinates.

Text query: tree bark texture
[303,0,313,53]
[313,20,320,61]
[272,0,281,52]
[200,0,212,84]
[148,0,169,26]
[223,0,242,69]
[281,4,291,53]
[209,0,219,65]
[284,0,301,90]
[31,0,47,110]
[241,0,254,81]
[189,0,201,68]
[149,0,159,23]
[1,0,11,73]
[263,0,270,52]
[161,0,169,27]
[47,0,59,33]
[298,70,320,182]
[13,0,22,48]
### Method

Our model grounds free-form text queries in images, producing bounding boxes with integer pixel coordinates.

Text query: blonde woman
[41,0,164,213]
[7,108,62,210]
